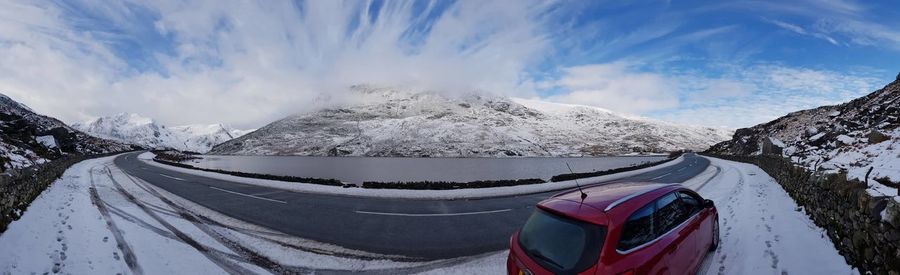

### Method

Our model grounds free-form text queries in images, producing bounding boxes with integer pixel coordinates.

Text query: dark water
[187,155,666,184]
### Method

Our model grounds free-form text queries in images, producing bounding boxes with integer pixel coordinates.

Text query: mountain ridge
[707,75,899,191]
[211,87,732,157]
[0,93,132,172]
[72,113,252,153]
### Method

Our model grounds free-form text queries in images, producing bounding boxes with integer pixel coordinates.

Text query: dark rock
[869,130,890,144]
[886,229,900,242]
[869,197,889,220]
[760,137,784,156]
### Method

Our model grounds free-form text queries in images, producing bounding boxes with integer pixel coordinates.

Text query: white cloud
[813,18,900,49]
[652,64,884,128]
[546,63,679,113]
[0,0,556,128]
[765,18,839,45]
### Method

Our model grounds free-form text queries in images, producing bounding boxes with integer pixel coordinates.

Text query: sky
[0,0,898,129]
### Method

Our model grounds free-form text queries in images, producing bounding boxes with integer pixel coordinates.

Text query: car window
[677,191,701,215]
[655,193,690,235]
[518,209,605,274]
[617,202,655,251]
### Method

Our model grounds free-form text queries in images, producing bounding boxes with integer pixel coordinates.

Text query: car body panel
[508,182,719,275]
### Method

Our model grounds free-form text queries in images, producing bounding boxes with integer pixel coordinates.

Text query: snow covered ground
[803,127,900,197]
[693,158,856,275]
[0,155,496,274]
[425,157,859,274]
[0,155,857,274]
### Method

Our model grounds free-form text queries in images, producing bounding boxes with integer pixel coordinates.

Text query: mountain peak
[74,114,251,153]
[211,92,732,157]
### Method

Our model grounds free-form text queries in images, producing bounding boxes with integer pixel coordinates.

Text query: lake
[186,155,667,184]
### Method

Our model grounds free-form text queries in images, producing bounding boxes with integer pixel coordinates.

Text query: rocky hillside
[73,113,251,153]
[210,86,732,157]
[0,94,132,173]
[708,74,899,193]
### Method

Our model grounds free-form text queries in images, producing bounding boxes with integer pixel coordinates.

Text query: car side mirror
[703,199,715,208]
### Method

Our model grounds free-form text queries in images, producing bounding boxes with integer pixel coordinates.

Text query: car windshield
[518,209,605,273]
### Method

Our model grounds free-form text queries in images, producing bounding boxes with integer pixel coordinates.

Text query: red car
[508,182,719,275]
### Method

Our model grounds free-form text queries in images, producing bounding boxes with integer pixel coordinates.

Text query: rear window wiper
[529,250,563,270]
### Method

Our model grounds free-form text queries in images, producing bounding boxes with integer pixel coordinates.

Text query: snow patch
[35,135,57,149]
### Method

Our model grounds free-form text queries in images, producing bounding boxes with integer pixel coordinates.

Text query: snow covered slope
[708,74,899,194]
[72,113,250,153]
[210,86,732,157]
[0,93,131,172]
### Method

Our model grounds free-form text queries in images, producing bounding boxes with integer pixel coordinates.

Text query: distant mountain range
[0,94,132,173]
[72,113,252,153]
[708,74,899,186]
[211,86,733,157]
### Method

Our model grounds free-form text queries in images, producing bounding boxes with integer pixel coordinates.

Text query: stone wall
[0,152,127,233]
[705,153,900,275]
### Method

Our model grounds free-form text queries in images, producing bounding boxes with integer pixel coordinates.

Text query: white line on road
[677,167,686,172]
[209,186,287,204]
[158,174,185,181]
[651,172,672,180]
[355,208,512,217]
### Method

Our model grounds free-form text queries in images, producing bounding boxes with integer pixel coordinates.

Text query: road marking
[251,190,285,196]
[209,186,287,204]
[159,174,185,181]
[677,167,686,172]
[651,172,671,180]
[355,208,512,217]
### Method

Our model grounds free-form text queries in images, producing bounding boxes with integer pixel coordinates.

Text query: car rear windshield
[518,209,605,274]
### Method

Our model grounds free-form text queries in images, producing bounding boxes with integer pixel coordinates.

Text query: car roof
[537,182,676,224]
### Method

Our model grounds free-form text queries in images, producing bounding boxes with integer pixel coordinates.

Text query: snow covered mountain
[0,94,131,173]
[72,113,251,153]
[210,86,732,157]
[708,73,899,194]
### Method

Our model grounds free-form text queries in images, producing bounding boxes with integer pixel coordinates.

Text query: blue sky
[0,0,898,129]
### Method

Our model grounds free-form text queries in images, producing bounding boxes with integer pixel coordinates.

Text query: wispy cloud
[651,64,885,128]
[765,18,839,45]
[545,62,678,113]
[0,0,558,128]
[0,0,896,130]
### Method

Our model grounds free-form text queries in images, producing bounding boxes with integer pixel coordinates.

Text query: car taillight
[617,269,634,275]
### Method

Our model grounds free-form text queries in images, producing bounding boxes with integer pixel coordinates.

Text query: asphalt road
[113,152,710,260]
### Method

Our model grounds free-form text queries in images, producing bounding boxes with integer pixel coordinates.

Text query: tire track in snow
[111,166,302,274]
[101,167,254,275]
[88,166,144,275]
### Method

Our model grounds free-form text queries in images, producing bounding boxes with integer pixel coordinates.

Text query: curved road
[113,152,710,260]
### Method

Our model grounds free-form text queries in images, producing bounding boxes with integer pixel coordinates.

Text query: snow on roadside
[138,152,686,200]
[0,153,859,275]
[696,157,857,275]
[435,157,860,274]
[0,154,494,274]
[413,252,507,275]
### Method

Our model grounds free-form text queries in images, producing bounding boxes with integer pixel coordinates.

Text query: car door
[654,192,695,274]
[677,191,708,271]
[617,202,670,275]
